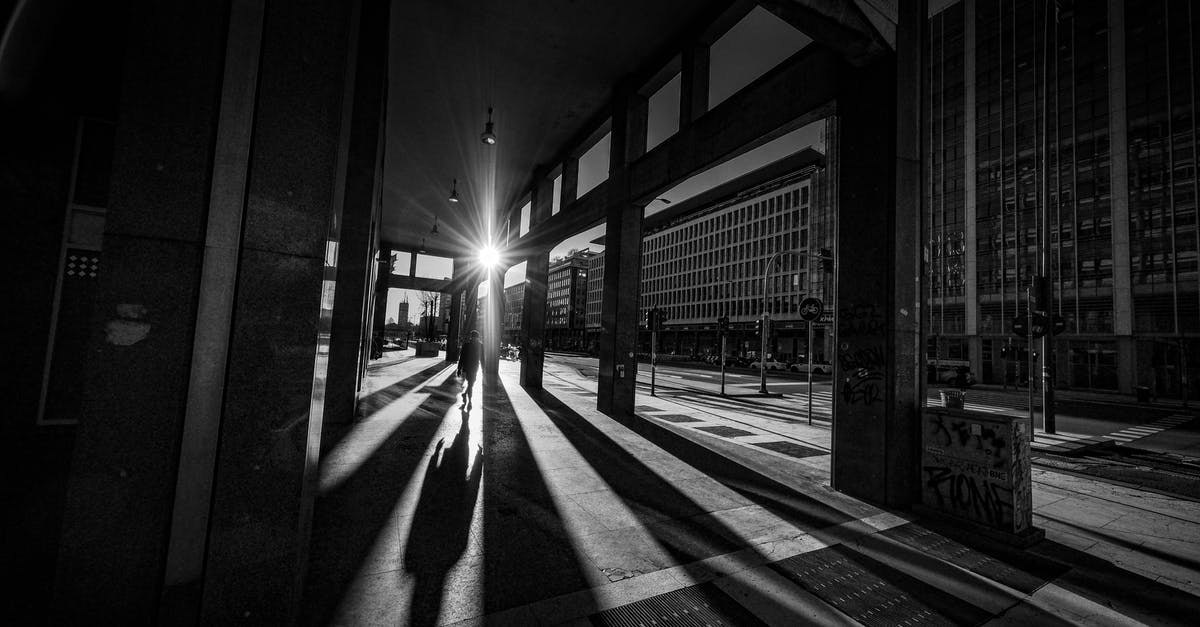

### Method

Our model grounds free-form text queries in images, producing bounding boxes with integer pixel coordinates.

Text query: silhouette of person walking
[456,329,482,407]
[404,413,483,626]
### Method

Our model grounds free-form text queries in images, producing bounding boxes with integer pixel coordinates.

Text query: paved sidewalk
[301,356,1200,625]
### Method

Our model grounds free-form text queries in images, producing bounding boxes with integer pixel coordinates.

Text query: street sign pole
[720,333,727,396]
[1027,285,1035,434]
[807,321,814,425]
[651,328,657,397]
[759,313,769,394]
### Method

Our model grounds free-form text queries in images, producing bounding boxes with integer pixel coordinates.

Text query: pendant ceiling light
[480,106,496,145]
[448,178,459,203]
[418,238,427,254]
[431,216,440,236]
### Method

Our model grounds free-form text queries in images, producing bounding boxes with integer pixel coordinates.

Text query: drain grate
[753,441,828,459]
[695,425,755,438]
[656,414,703,423]
[590,581,765,627]
[771,546,962,627]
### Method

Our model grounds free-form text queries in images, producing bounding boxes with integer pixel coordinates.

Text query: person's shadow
[403,410,483,626]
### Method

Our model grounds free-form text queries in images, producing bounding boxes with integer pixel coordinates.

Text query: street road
[546,353,1200,459]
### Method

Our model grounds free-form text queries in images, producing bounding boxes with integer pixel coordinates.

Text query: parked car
[789,360,833,375]
[749,358,788,371]
[929,364,976,388]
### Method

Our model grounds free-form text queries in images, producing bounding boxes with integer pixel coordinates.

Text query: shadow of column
[480,380,597,616]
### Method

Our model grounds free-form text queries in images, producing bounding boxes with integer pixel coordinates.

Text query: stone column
[446,258,465,362]
[561,157,579,207]
[680,42,710,125]
[53,0,390,622]
[325,0,389,424]
[831,1,925,507]
[372,245,390,352]
[597,84,648,415]
[521,251,550,388]
[1108,0,1133,388]
[520,175,554,388]
[484,266,505,377]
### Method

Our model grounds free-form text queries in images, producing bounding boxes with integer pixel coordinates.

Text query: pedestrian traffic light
[819,248,834,273]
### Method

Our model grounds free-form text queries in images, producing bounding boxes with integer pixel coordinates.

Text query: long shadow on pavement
[404,410,483,627]
[481,376,598,616]
[920,514,1200,626]
[300,369,459,625]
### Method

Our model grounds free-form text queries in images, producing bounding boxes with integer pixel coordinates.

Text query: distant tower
[397,301,409,326]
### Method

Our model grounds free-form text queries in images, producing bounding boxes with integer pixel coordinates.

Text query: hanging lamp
[480,107,496,145]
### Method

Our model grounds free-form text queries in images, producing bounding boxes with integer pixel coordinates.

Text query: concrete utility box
[919,408,1043,546]
[415,341,441,357]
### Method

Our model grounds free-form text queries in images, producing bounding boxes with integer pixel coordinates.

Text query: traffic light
[647,307,666,332]
[819,248,834,273]
[717,316,729,334]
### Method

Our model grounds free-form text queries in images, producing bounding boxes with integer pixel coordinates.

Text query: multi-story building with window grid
[502,283,524,345]
[584,252,605,351]
[584,148,834,362]
[546,249,596,350]
[639,155,832,361]
[927,0,1200,396]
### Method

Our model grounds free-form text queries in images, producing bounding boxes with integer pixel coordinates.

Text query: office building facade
[503,283,525,345]
[926,0,1200,396]
[637,164,834,362]
[546,249,596,350]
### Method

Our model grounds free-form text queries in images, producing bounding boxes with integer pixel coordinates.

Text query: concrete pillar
[561,157,580,207]
[831,1,924,507]
[463,279,480,337]
[52,0,389,622]
[325,1,389,424]
[597,84,648,416]
[446,259,466,362]
[964,0,978,338]
[1108,0,1133,389]
[372,245,390,350]
[520,175,554,388]
[521,252,550,388]
[680,42,710,125]
[484,266,505,377]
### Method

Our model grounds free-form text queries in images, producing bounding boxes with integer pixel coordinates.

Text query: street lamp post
[759,250,808,395]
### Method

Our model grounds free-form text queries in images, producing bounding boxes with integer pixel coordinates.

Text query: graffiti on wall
[838,303,887,406]
[922,412,1028,532]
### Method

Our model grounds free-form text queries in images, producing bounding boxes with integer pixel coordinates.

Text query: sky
[389,7,820,319]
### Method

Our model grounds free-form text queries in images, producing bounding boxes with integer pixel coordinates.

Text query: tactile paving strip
[879,523,1054,594]
[589,581,765,627]
[771,546,958,627]
[656,414,704,423]
[695,426,755,438]
[753,440,828,458]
